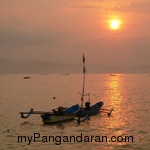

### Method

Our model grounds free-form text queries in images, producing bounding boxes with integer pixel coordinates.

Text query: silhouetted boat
[23,76,30,79]
[110,74,116,76]
[61,74,70,75]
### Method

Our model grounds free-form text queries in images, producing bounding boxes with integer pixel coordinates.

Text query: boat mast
[81,54,86,108]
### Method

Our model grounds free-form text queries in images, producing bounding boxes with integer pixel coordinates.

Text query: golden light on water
[106,74,122,105]
[105,75,125,132]
[103,74,134,146]
[94,74,130,147]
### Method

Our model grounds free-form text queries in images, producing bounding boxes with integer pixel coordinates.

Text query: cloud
[111,1,150,14]
[67,0,103,9]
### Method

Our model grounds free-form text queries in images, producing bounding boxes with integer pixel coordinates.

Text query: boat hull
[41,114,74,124]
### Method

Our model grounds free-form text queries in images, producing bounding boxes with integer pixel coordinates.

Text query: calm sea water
[0,74,150,150]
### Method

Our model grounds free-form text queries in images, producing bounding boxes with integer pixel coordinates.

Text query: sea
[0,74,150,150]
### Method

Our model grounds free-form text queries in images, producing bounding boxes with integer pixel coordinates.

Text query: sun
[109,19,121,30]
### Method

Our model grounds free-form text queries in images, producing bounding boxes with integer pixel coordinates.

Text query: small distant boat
[110,74,116,76]
[61,74,70,75]
[23,76,30,79]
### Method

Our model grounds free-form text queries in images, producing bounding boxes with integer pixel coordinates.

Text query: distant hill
[0,59,79,74]
[0,59,149,74]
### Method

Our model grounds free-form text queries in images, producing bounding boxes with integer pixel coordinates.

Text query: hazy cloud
[111,1,150,14]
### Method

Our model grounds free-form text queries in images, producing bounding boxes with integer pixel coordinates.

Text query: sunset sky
[0,0,150,73]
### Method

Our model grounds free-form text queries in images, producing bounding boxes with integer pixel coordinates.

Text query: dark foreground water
[0,74,150,150]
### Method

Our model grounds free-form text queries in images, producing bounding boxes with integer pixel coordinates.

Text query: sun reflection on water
[105,74,123,107]
[104,75,123,127]
[95,74,130,147]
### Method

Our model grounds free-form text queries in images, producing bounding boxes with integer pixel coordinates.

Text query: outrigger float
[20,55,113,124]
